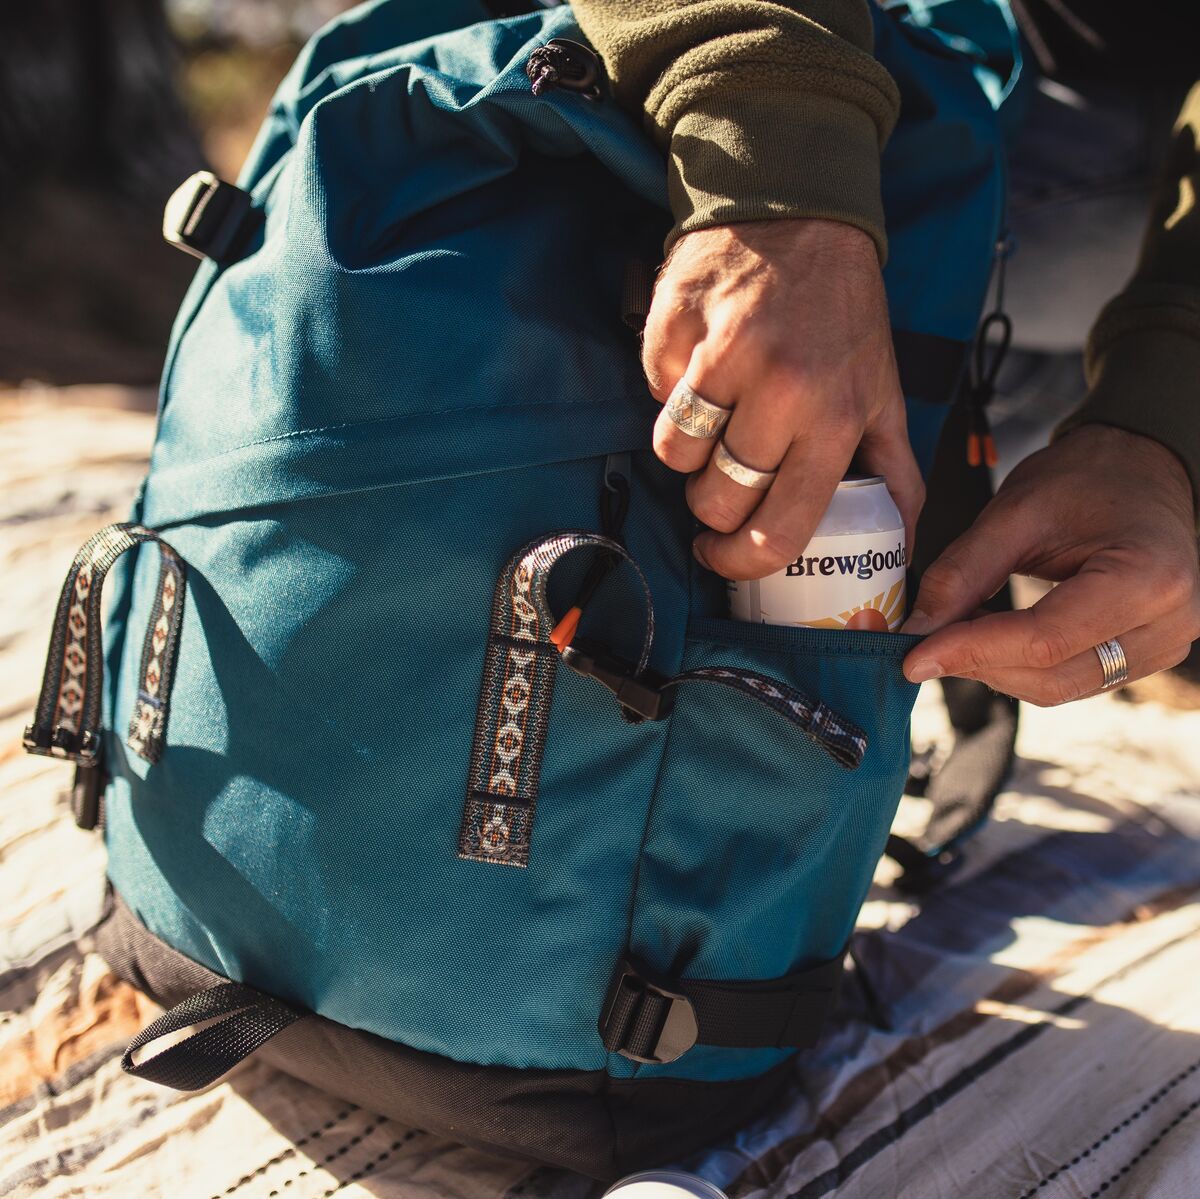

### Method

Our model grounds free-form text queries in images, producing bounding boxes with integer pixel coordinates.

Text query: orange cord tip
[550,606,583,652]
[983,434,999,468]
[966,431,981,467]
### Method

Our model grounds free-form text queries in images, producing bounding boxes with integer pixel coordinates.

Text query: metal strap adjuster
[599,962,699,1064]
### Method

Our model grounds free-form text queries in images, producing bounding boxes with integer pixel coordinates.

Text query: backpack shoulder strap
[894,396,1020,893]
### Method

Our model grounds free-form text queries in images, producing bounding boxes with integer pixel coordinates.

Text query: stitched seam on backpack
[173,395,647,466]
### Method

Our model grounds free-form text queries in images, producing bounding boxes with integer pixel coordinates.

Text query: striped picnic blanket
[3,389,1198,1199]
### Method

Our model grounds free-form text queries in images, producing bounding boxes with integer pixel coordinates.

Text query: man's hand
[644,218,925,580]
[902,426,1200,703]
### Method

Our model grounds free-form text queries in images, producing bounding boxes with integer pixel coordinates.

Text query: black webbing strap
[122,982,305,1091]
[24,524,186,827]
[600,957,843,1064]
[892,329,971,406]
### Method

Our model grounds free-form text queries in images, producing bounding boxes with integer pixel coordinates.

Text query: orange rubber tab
[966,431,982,467]
[550,606,583,652]
[983,433,999,468]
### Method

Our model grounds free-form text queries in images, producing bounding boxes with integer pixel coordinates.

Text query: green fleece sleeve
[1056,84,1200,516]
[569,0,900,260]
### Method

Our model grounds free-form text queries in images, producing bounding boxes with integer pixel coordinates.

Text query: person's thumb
[900,505,1019,636]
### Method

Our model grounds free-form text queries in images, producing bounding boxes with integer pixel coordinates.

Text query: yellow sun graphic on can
[806,578,907,632]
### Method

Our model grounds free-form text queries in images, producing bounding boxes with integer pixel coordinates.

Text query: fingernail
[693,540,712,571]
[905,659,944,684]
[901,608,934,635]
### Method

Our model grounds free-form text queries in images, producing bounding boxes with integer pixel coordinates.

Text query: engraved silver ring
[664,379,732,440]
[712,440,778,491]
[1094,638,1129,690]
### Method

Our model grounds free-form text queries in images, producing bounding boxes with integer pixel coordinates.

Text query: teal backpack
[25,0,1021,1177]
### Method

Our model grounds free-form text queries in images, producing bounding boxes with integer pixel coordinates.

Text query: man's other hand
[902,426,1200,703]
[644,218,925,580]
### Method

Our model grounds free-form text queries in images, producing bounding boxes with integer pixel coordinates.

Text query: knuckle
[1025,623,1075,670]
[641,348,675,403]
[1154,558,1198,610]
[757,345,811,387]
[919,555,971,606]
[744,528,803,575]
[653,434,695,473]
[690,492,745,534]
[953,641,990,675]
[644,371,672,405]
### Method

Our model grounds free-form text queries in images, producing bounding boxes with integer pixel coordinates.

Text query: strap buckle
[599,961,699,1064]
[163,171,258,263]
[561,639,672,722]
[22,723,101,763]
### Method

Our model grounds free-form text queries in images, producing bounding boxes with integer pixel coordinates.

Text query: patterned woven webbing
[458,532,651,868]
[458,530,866,870]
[25,523,186,766]
[665,667,866,770]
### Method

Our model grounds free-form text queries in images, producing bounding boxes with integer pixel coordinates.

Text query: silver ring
[664,379,732,440]
[713,440,778,490]
[1095,638,1129,690]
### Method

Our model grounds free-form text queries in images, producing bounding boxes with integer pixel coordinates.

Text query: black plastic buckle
[599,962,699,1065]
[163,171,258,264]
[23,723,101,763]
[560,639,672,722]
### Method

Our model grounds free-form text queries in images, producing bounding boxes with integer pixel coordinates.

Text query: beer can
[603,1170,728,1199]
[727,475,906,631]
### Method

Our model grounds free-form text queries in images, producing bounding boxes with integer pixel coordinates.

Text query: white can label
[728,532,906,630]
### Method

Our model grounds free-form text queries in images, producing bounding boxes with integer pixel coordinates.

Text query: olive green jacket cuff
[1056,292,1200,522]
[665,91,888,260]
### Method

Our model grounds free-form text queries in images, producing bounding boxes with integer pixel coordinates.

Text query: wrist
[1059,423,1196,521]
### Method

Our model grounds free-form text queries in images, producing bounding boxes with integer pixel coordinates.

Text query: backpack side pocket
[624,618,920,1081]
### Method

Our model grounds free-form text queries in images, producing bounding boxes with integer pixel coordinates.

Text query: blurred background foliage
[0,0,356,387]
[169,0,355,175]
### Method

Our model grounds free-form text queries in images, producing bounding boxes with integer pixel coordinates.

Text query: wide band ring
[1094,638,1129,690]
[664,379,732,440]
[713,440,778,491]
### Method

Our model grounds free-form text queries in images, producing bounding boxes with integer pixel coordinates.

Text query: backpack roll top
[145,6,668,530]
[20,0,1017,1177]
